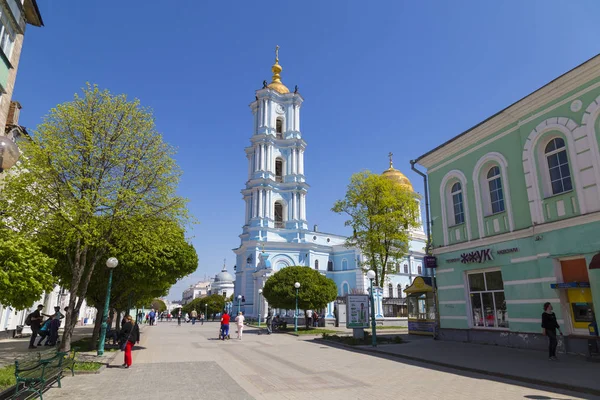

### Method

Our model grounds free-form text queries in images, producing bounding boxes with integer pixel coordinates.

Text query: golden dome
[267,45,290,94]
[382,152,414,191]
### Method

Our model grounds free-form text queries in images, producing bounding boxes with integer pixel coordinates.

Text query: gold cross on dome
[388,152,394,168]
[275,45,279,62]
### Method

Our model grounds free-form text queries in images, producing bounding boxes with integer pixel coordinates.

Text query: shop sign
[461,249,493,264]
[550,282,591,289]
[424,255,437,269]
[444,247,519,264]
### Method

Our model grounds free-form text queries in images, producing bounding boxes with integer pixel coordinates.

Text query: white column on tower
[299,150,304,175]
[258,188,264,218]
[268,145,272,173]
[292,148,297,175]
[301,193,306,220]
[252,190,257,218]
[262,100,267,127]
[296,106,300,132]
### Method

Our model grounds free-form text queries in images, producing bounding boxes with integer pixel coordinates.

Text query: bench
[12,349,76,399]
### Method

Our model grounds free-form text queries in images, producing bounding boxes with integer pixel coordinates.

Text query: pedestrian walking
[541,302,563,360]
[235,312,245,340]
[191,309,198,325]
[265,311,273,335]
[306,309,313,329]
[177,310,182,326]
[119,315,140,369]
[220,311,230,340]
[149,309,156,326]
[200,313,205,325]
[313,311,319,327]
[26,304,44,349]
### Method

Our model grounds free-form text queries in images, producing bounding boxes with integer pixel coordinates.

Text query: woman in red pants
[119,315,140,369]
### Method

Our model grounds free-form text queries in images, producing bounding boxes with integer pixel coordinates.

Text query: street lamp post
[237,295,242,315]
[294,282,300,333]
[366,270,377,347]
[204,303,207,321]
[258,289,263,327]
[98,257,119,356]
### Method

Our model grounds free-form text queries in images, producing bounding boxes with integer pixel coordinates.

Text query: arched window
[404,263,408,274]
[314,259,319,270]
[327,260,333,271]
[487,166,505,214]
[276,118,283,139]
[451,182,465,225]
[341,259,348,270]
[388,283,394,298]
[397,284,402,298]
[342,283,349,295]
[545,137,572,195]
[275,158,283,183]
[274,202,284,228]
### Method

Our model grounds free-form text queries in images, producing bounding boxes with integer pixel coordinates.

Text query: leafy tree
[262,266,337,311]
[0,84,189,351]
[332,171,420,288]
[151,299,167,312]
[182,294,225,316]
[0,230,56,309]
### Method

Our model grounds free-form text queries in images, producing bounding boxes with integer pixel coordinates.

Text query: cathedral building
[233,48,430,323]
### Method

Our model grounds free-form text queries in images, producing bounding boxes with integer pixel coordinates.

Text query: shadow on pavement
[315,339,598,399]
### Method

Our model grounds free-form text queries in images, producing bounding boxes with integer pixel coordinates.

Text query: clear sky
[13,1,600,300]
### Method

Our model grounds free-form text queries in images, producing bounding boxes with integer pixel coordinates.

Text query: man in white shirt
[306,309,313,329]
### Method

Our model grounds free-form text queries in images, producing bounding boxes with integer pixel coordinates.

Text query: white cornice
[418,55,600,170]
[432,210,600,255]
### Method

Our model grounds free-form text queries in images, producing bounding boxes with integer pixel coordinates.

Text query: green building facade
[414,54,600,353]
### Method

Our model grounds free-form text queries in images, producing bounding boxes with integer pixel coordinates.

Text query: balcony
[275,175,283,183]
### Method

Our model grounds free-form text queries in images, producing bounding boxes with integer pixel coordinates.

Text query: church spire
[267,45,290,94]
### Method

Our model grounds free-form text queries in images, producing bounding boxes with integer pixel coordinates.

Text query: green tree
[332,171,420,287]
[0,84,189,351]
[262,266,337,311]
[0,230,56,309]
[151,299,167,313]
[182,294,225,316]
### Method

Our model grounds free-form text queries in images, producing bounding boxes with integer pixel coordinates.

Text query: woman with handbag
[119,315,140,369]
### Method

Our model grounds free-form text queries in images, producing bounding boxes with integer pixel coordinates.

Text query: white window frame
[543,137,573,196]
[0,12,15,61]
[439,170,471,246]
[450,182,465,225]
[486,166,505,214]
[466,268,508,330]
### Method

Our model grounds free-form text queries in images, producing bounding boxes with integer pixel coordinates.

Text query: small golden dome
[382,152,414,191]
[267,45,290,94]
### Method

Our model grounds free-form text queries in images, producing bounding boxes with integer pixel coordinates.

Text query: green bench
[12,349,78,399]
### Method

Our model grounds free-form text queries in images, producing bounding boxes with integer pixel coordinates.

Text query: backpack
[25,313,33,326]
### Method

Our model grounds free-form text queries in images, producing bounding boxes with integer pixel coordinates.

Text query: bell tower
[240,46,308,242]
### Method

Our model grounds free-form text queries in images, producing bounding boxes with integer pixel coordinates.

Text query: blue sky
[13,1,600,300]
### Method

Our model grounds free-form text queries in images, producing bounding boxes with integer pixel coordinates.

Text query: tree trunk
[91,308,103,346]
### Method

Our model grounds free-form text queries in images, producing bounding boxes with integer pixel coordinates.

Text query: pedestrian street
[43,321,597,400]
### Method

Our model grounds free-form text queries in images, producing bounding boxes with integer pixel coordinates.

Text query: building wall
[419,56,600,351]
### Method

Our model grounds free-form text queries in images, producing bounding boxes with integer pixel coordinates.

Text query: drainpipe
[410,160,438,340]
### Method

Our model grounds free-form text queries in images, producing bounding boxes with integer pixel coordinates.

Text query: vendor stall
[404,276,436,336]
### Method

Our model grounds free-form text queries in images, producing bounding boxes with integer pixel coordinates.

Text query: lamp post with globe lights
[98,257,118,356]
[366,270,377,347]
[0,136,20,173]
[237,295,242,315]
[258,289,263,327]
[294,282,301,333]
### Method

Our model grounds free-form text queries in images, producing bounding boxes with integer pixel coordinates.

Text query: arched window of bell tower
[276,118,283,139]
[275,158,284,183]
[274,201,284,229]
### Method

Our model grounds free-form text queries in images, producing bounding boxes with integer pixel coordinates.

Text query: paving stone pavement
[43,321,599,400]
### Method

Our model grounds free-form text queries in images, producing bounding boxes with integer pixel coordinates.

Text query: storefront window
[468,270,508,329]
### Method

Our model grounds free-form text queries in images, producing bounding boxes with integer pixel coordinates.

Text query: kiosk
[404,276,436,336]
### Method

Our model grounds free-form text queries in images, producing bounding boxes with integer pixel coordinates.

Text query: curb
[313,339,600,397]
